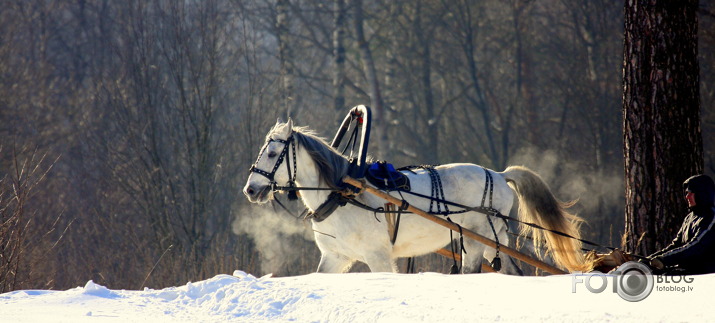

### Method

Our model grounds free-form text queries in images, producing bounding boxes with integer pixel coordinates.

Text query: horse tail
[499,165,591,272]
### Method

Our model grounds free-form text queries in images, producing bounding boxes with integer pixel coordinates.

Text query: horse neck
[293,142,334,212]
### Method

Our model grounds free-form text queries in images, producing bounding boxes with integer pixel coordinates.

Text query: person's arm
[649,218,688,258]
[657,215,715,268]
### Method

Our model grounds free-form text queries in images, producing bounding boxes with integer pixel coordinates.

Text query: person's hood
[683,174,715,212]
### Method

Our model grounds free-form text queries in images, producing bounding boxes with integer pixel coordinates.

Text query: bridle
[247,132,358,221]
[249,135,298,199]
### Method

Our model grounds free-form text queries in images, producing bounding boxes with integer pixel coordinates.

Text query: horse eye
[268,151,277,158]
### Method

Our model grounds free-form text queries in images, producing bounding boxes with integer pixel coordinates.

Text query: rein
[387,183,626,255]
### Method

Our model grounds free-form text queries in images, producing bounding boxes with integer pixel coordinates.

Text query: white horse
[243,120,589,274]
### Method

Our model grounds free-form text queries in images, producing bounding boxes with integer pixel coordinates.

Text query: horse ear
[282,118,293,137]
[276,117,283,125]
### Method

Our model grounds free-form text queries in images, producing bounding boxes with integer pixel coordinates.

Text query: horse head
[243,118,295,204]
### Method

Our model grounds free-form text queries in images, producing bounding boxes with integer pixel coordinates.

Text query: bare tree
[0,148,60,292]
[86,0,251,286]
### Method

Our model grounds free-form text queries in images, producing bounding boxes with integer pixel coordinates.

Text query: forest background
[1,0,714,291]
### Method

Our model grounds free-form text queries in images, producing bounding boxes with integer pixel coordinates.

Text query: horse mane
[283,126,351,190]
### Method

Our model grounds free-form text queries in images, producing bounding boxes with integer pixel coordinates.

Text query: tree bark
[276,0,294,117]
[333,0,346,112]
[623,0,702,256]
[353,0,386,157]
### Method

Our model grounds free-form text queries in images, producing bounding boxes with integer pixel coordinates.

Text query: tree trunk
[332,0,346,112]
[407,3,439,164]
[353,0,386,157]
[276,0,294,117]
[623,1,702,256]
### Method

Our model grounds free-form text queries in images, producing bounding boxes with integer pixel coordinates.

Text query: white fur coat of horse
[244,120,589,274]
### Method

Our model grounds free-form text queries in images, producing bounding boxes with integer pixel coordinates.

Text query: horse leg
[478,228,523,275]
[495,230,524,276]
[316,252,353,273]
[497,253,524,276]
[460,239,486,273]
[363,251,397,273]
[481,245,499,273]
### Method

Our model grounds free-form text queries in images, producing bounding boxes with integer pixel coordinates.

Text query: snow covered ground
[1,270,711,322]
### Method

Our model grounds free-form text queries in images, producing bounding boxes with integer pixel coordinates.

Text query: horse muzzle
[243,183,272,203]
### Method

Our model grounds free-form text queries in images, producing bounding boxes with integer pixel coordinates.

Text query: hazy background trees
[1,0,713,289]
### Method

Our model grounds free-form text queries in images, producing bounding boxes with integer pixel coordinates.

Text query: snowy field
[1,270,711,322]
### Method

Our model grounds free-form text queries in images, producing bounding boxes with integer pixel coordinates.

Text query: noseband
[249,135,298,199]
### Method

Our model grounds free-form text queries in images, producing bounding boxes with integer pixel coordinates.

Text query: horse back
[395,163,514,214]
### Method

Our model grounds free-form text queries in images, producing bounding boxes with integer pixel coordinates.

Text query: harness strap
[287,137,299,200]
[480,167,490,207]
[481,167,501,271]
[385,203,403,245]
[419,166,466,273]
[485,214,502,271]
[271,193,307,220]
[306,191,349,222]
[446,216,465,274]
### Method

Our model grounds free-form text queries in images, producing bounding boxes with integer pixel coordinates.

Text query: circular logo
[613,261,654,302]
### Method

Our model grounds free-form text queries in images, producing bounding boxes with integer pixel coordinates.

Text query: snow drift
[1,270,711,322]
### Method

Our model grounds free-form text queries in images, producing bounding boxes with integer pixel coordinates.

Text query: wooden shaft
[343,176,568,275]
[435,247,462,261]
[435,248,495,273]
[481,263,496,273]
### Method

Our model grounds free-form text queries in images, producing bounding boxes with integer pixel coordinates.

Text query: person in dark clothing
[646,174,715,275]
